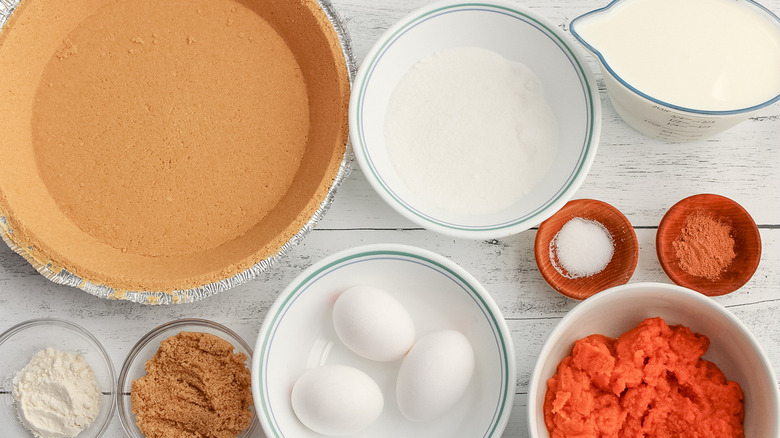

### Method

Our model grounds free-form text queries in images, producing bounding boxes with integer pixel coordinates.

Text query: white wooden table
[1,0,778,437]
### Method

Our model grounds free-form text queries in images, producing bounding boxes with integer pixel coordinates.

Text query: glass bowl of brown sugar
[117,319,257,438]
[656,193,761,296]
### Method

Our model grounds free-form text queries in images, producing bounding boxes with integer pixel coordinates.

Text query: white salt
[551,217,614,278]
[384,46,558,215]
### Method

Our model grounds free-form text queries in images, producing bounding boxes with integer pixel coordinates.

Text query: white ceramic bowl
[350,0,601,239]
[0,319,116,438]
[570,0,780,142]
[252,244,516,437]
[528,282,779,437]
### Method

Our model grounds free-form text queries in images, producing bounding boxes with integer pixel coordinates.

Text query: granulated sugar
[551,217,614,278]
[384,47,558,215]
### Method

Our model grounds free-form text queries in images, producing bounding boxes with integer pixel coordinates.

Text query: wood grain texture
[1,226,778,437]
[0,0,778,437]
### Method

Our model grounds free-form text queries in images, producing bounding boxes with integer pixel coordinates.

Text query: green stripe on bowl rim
[256,246,514,437]
[353,2,598,233]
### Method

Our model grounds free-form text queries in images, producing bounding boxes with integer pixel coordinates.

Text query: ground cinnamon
[672,212,736,280]
[131,331,253,438]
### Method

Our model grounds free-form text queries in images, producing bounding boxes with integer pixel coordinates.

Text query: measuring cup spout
[568,0,780,142]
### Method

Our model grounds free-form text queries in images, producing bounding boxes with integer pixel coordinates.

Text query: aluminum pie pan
[0,0,356,305]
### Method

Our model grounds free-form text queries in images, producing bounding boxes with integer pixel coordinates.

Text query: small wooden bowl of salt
[534,199,639,300]
[656,194,761,296]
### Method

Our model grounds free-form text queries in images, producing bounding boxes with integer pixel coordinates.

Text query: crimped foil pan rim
[0,0,357,304]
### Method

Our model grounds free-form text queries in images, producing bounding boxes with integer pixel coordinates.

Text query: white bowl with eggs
[350,0,601,239]
[251,244,516,437]
[527,282,779,437]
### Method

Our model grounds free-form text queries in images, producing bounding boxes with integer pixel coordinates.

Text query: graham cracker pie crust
[0,0,350,293]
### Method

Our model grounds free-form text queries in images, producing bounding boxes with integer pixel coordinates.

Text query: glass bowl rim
[0,317,117,438]
[116,318,256,437]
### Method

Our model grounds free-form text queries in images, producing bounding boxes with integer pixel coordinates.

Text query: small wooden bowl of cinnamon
[656,194,761,296]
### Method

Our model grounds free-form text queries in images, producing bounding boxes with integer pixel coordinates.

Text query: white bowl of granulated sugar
[350,0,601,239]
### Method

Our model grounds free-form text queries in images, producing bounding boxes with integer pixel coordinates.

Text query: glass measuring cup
[570,0,780,142]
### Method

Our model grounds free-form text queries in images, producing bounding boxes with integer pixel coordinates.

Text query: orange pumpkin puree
[544,317,744,437]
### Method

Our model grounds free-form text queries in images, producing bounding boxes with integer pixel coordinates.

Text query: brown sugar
[131,331,253,438]
[0,0,349,292]
[673,212,736,280]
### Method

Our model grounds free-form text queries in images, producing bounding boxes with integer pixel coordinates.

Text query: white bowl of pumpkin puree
[528,282,779,438]
[0,0,353,302]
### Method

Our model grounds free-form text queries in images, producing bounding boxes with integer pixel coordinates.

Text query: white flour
[12,347,101,438]
[385,46,558,215]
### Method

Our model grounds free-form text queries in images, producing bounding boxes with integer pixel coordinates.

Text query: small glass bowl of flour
[0,319,116,437]
[534,199,640,300]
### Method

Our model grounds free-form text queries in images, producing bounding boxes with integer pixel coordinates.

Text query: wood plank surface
[0,0,778,437]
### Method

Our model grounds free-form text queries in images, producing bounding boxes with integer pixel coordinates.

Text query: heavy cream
[576,0,780,111]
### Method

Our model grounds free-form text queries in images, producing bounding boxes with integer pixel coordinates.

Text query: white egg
[396,330,475,422]
[291,365,384,436]
[332,286,415,362]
